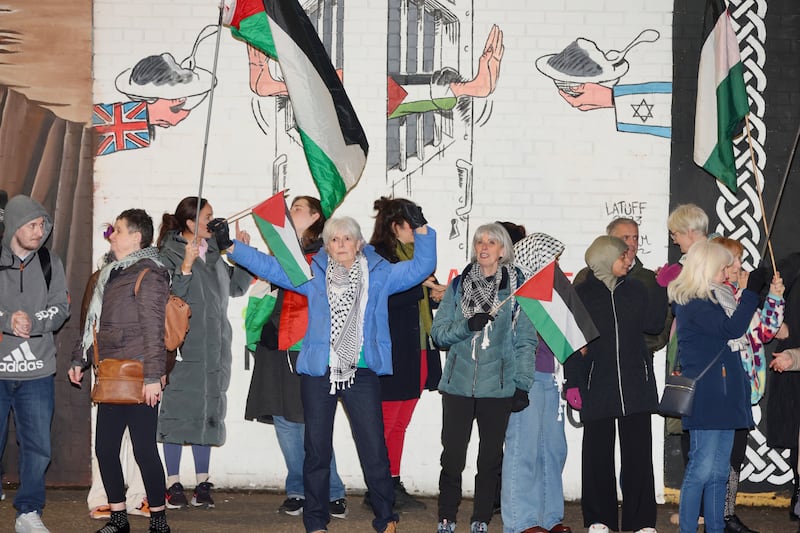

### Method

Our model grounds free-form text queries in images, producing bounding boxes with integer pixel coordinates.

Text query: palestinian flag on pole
[515,261,599,364]
[693,0,749,192]
[251,191,312,287]
[223,0,369,217]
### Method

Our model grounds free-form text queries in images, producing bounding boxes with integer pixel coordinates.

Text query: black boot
[392,476,426,510]
[724,514,759,533]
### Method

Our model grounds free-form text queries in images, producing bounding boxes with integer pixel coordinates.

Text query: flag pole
[759,116,800,263]
[193,7,224,242]
[743,114,777,272]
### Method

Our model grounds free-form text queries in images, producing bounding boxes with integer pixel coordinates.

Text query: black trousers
[96,403,166,508]
[438,392,512,525]
[581,412,657,531]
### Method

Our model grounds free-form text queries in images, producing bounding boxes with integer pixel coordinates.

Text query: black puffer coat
[566,272,666,421]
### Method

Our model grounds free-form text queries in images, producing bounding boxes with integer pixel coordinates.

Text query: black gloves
[207,217,233,251]
[745,264,767,294]
[401,202,427,229]
[467,312,494,331]
[511,388,530,412]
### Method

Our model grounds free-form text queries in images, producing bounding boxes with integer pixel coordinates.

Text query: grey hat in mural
[115,52,215,110]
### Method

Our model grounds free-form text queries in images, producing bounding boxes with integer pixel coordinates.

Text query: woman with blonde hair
[668,240,765,533]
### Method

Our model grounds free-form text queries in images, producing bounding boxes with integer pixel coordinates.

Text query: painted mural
[0,0,796,505]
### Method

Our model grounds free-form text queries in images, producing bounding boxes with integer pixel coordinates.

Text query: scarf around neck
[327,252,369,392]
[711,282,749,352]
[80,247,163,357]
[395,241,433,339]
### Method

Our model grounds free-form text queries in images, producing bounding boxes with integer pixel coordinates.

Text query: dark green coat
[157,231,252,446]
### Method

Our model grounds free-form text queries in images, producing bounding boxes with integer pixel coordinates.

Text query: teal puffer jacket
[432,264,537,398]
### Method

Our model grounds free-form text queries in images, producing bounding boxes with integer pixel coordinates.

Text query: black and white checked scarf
[326,253,368,393]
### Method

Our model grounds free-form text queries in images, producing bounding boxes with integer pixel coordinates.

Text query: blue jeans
[301,369,398,533]
[273,415,346,501]
[502,372,566,532]
[679,429,734,533]
[0,375,54,516]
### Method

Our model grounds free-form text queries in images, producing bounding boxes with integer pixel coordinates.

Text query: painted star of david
[631,98,654,122]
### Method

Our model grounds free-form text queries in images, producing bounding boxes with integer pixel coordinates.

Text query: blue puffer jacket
[673,289,759,430]
[432,264,537,398]
[229,228,436,377]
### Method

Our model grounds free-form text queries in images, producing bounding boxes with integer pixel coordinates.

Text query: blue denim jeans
[301,369,398,533]
[679,429,735,533]
[0,375,54,516]
[502,372,567,532]
[273,415,346,501]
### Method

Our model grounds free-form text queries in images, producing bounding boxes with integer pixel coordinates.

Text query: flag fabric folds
[251,191,312,287]
[693,0,749,192]
[223,0,369,217]
[244,279,278,351]
[515,261,599,364]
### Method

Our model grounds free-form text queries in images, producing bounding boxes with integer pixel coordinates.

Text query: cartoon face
[147,98,191,127]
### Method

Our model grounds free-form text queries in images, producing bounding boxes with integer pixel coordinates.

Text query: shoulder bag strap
[695,347,727,381]
[133,267,150,296]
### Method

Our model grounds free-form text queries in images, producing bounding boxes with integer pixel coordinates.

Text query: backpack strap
[134,267,150,296]
[37,247,51,289]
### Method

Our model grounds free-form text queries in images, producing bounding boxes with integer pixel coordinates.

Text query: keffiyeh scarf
[460,263,518,353]
[327,253,368,393]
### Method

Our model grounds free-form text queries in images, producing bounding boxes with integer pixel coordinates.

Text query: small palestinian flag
[251,191,312,287]
[515,261,599,364]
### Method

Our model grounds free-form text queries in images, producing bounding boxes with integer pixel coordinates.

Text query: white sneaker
[15,511,50,533]
[588,525,609,533]
[635,529,657,533]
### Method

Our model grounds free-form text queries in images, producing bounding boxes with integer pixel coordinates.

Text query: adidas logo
[0,341,44,373]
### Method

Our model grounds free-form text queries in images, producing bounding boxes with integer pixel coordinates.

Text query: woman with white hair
[668,240,764,533]
[210,210,435,533]
[431,222,537,533]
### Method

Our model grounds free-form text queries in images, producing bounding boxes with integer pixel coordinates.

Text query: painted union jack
[93,102,151,156]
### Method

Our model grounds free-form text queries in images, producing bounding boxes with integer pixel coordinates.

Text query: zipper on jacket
[611,287,625,416]
[19,260,24,292]
[500,359,505,390]
[588,361,595,390]
[722,363,727,395]
[472,347,479,396]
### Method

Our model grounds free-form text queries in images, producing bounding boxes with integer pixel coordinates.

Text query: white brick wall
[93,0,673,500]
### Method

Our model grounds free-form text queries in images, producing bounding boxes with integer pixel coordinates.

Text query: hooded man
[0,195,70,533]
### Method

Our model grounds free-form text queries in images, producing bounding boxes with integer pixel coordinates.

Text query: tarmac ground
[0,488,797,533]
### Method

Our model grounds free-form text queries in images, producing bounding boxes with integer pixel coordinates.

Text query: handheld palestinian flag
[251,191,312,287]
[515,261,599,364]
[244,279,278,351]
[222,0,369,218]
[693,0,749,192]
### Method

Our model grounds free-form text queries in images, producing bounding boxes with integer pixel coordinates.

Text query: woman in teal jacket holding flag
[212,209,435,533]
[430,222,537,533]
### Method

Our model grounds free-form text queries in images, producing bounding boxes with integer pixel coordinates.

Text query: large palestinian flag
[692,0,749,192]
[223,0,369,217]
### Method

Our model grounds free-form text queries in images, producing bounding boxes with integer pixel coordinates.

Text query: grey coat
[157,231,252,446]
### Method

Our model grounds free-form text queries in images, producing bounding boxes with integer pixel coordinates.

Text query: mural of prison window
[248,0,345,195]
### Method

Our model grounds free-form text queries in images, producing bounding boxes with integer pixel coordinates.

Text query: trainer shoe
[15,511,50,533]
[129,499,151,517]
[165,482,189,509]
[191,481,215,508]
[90,505,111,520]
[588,525,609,533]
[438,519,456,533]
[279,497,304,516]
[394,480,426,510]
[384,521,398,533]
[470,522,488,533]
[329,498,348,519]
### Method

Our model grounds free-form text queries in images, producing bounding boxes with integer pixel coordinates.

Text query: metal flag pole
[758,116,800,262]
[194,7,225,242]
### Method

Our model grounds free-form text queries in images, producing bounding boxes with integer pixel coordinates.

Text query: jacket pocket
[587,361,595,390]
[722,363,727,395]
[446,354,457,384]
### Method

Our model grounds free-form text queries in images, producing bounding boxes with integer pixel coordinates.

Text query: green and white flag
[693,0,749,192]
[223,0,369,217]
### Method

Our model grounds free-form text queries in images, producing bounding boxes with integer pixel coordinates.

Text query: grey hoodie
[0,195,70,379]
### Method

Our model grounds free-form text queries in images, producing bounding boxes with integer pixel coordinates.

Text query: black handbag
[659,348,724,418]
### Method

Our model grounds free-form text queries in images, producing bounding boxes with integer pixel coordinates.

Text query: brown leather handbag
[90,326,145,405]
